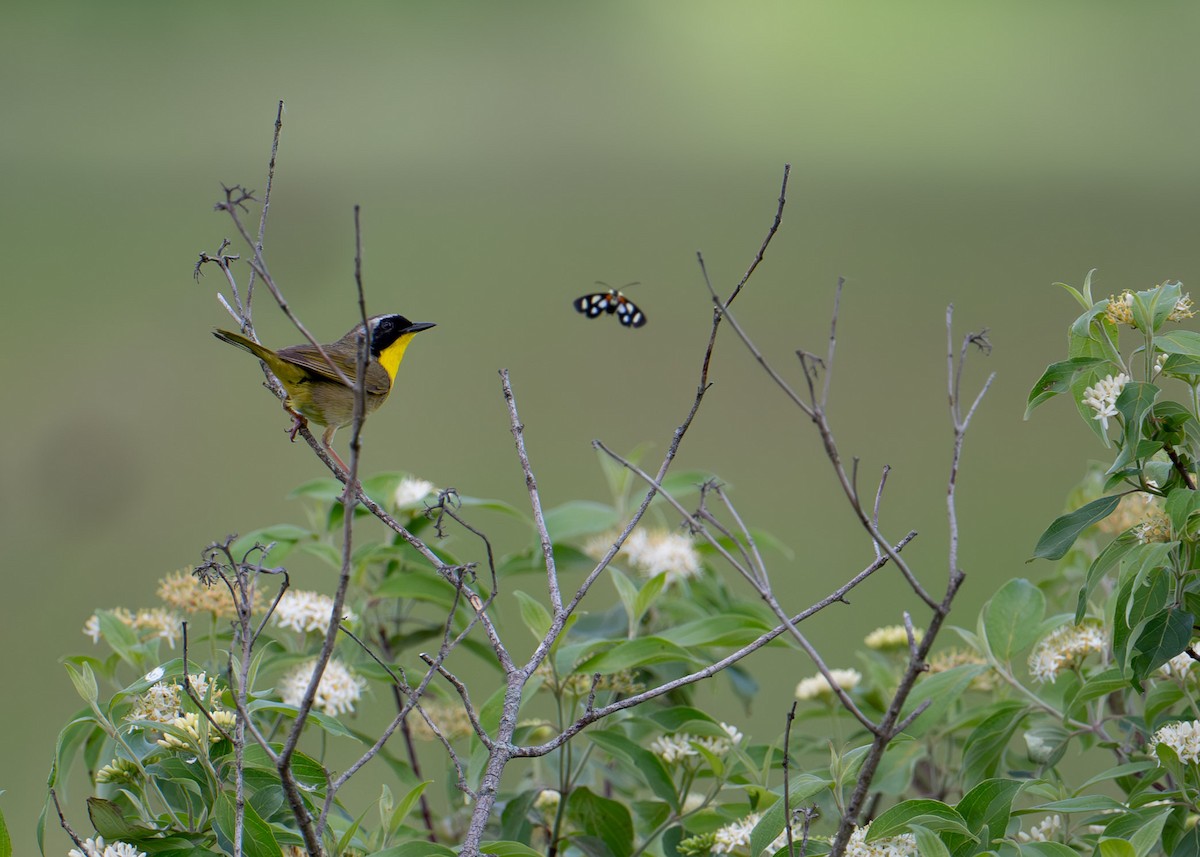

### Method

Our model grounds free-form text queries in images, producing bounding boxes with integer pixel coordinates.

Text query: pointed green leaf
[1026,357,1111,418]
[1032,496,1123,560]
[566,787,633,857]
[574,637,700,674]
[867,800,969,841]
[213,791,281,857]
[747,775,831,857]
[513,590,552,640]
[898,664,989,738]
[1076,534,1137,622]
[586,730,678,809]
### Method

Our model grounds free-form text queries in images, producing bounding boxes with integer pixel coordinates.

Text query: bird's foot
[286,412,308,442]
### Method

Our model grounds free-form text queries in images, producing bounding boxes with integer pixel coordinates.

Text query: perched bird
[213,314,435,469]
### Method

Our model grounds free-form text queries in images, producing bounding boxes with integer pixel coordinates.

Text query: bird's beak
[403,321,437,333]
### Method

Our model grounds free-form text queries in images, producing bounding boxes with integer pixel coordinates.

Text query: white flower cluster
[649,723,743,765]
[845,824,917,857]
[623,529,702,585]
[1161,650,1198,678]
[711,812,760,854]
[1028,622,1108,683]
[279,658,366,716]
[273,590,355,634]
[533,789,560,814]
[795,668,862,701]
[1016,814,1062,843]
[1081,373,1129,431]
[126,673,214,725]
[1153,720,1200,764]
[68,837,145,857]
[865,625,923,651]
[394,476,437,508]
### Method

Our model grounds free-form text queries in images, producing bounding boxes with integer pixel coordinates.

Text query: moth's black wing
[574,291,614,318]
[615,295,647,328]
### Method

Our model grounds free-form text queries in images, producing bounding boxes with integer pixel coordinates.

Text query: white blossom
[1081,373,1129,431]
[711,812,760,854]
[273,590,354,634]
[1153,720,1200,764]
[278,658,366,716]
[1017,814,1062,843]
[795,668,861,700]
[845,824,917,857]
[68,837,146,857]
[1028,621,1108,683]
[394,476,437,508]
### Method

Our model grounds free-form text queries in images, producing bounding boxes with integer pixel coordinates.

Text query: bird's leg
[322,425,350,472]
[285,409,308,442]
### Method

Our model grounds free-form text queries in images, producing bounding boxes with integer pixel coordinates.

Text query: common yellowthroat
[213,314,435,469]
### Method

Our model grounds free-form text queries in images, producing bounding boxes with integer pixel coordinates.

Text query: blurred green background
[5,1,1200,851]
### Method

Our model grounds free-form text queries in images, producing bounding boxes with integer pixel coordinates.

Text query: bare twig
[502,369,562,613]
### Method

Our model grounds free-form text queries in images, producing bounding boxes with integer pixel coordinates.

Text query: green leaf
[1110,382,1161,474]
[65,662,99,705]
[231,524,315,563]
[983,579,1046,661]
[1075,761,1157,793]
[87,798,155,841]
[1129,606,1193,685]
[289,477,344,501]
[374,570,458,609]
[1067,668,1128,712]
[658,614,773,648]
[961,703,1028,786]
[909,824,952,857]
[0,806,10,857]
[513,590,552,640]
[1032,495,1123,560]
[212,791,281,857]
[96,609,145,667]
[1030,795,1126,812]
[244,700,360,740]
[1166,486,1200,536]
[1020,843,1082,856]
[364,844,457,857]
[1113,566,1171,676]
[476,843,546,857]
[566,787,633,857]
[574,637,701,674]
[1154,328,1200,356]
[1127,808,1173,857]
[951,778,1024,852]
[898,664,989,738]
[633,573,666,627]
[1098,840,1137,857]
[1025,357,1111,418]
[1055,271,1095,309]
[867,800,970,841]
[386,781,431,840]
[1161,351,1200,377]
[1076,535,1138,622]
[586,730,678,810]
[748,775,831,857]
[543,501,618,541]
[609,567,641,629]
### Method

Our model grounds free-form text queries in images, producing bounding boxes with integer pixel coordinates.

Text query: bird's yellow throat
[378,332,419,385]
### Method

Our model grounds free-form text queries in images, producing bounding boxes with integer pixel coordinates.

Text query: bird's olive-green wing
[274,344,393,395]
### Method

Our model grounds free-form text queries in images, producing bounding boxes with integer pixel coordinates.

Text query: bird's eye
[380,319,394,332]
